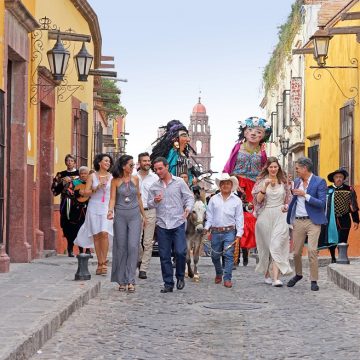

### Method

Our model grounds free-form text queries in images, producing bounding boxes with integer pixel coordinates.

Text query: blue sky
[88,0,296,171]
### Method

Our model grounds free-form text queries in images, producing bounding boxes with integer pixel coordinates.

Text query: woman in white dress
[75,153,113,275]
[252,157,292,287]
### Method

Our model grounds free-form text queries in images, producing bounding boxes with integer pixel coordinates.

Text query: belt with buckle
[295,216,310,220]
[211,225,235,233]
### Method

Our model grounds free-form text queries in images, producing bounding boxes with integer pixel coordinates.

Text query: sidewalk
[328,259,360,300]
[0,255,106,360]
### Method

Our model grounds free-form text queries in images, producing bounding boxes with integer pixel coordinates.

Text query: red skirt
[236,176,256,249]
[241,212,256,249]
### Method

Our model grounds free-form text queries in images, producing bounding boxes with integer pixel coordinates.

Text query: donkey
[186,196,206,280]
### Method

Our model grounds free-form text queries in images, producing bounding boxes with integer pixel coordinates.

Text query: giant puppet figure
[224,117,272,265]
[151,120,199,182]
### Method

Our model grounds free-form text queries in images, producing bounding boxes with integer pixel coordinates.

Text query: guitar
[65,180,89,203]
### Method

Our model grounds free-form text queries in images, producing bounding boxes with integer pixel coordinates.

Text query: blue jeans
[211,230,236,281]
[157,223,187,288]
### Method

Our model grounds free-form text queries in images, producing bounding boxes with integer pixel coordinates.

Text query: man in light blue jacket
[286,157,327,291]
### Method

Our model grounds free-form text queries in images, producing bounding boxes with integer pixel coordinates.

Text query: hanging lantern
[74,42,94,82]
[47,33,70,81]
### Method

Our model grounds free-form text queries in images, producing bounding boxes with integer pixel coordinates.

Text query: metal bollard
[337,242,350,264]
[75,253,91,280]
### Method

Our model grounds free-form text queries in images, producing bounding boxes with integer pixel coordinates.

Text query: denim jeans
[211,230,236,281]
[157,223,187,288]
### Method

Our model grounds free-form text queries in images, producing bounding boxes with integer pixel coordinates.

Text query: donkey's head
[189,199,206,233]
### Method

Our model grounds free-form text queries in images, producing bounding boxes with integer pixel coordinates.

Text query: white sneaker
[272,279,283,287]
[264,277,272,285]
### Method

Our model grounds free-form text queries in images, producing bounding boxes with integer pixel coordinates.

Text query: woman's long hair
[257,156,286,184]
[112,154,133,179]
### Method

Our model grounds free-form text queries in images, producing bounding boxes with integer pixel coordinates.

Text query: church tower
[188,97,212,177]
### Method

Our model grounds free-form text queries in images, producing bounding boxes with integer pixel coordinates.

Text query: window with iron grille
[0,90,5,244]
[339,104,354,184]
[95,121,103,155]
[270,112,277,142]
[276,102,283,137]
[73,108,88,167]
[308,145,319,176]
[282,90,290,129]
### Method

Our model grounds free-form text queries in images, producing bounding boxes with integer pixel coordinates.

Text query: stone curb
[327,263,360,300]
[1,280,101,360]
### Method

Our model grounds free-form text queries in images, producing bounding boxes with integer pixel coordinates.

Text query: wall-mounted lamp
[308,27,358,103]
[279,137,290,157]
[310,29,332,67]
[74,42,94,82]
[46,32,70,81]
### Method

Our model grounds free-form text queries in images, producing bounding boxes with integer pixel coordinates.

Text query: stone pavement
[27,257,360,360]
[0,256,103,360]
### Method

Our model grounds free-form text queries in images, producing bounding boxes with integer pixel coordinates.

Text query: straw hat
[215,173,238,192]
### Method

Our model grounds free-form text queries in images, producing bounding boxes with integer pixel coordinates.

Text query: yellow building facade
[0,0,104,271]
[304,1,360,255]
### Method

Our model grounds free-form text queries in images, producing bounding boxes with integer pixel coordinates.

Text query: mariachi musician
[320,168,359,262]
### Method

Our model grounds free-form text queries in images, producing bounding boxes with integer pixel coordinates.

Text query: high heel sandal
[96,263,102,275]
[118,284,126,292]
[101,260,108,275]
[127,284,135,293]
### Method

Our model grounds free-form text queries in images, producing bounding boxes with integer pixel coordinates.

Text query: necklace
[97,172,109,203]
[123,179,131,203]
[244,142,260,155]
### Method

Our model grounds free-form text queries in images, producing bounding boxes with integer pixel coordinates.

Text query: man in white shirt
[137,152,158,279]
[204,173,244,288]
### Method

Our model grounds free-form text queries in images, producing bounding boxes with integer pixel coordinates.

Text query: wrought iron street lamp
[74,42,94,82]
[280,137,290,157]
[310,29,333,67]
[46,32,70,81]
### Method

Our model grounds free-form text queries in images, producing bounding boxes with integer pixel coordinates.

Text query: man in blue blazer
[286,157,327,291]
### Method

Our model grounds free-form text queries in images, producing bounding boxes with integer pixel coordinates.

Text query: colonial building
[262,0,360,256]
[260,0,323,176]
[0,0,119,272]
[302,0,360,255]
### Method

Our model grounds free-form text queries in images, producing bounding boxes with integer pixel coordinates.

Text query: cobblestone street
[32,258,360,360]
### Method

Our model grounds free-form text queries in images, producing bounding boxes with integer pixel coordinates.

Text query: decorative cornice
[306,133,321,141]
[5,0,40,33]
[70,0,102,68]
[289,141,305,153]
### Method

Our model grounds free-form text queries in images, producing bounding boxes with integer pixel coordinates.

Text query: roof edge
[323,0,359,28]
[70,0,102,68]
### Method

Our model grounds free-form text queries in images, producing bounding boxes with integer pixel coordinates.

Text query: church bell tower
[188,97,212,186]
